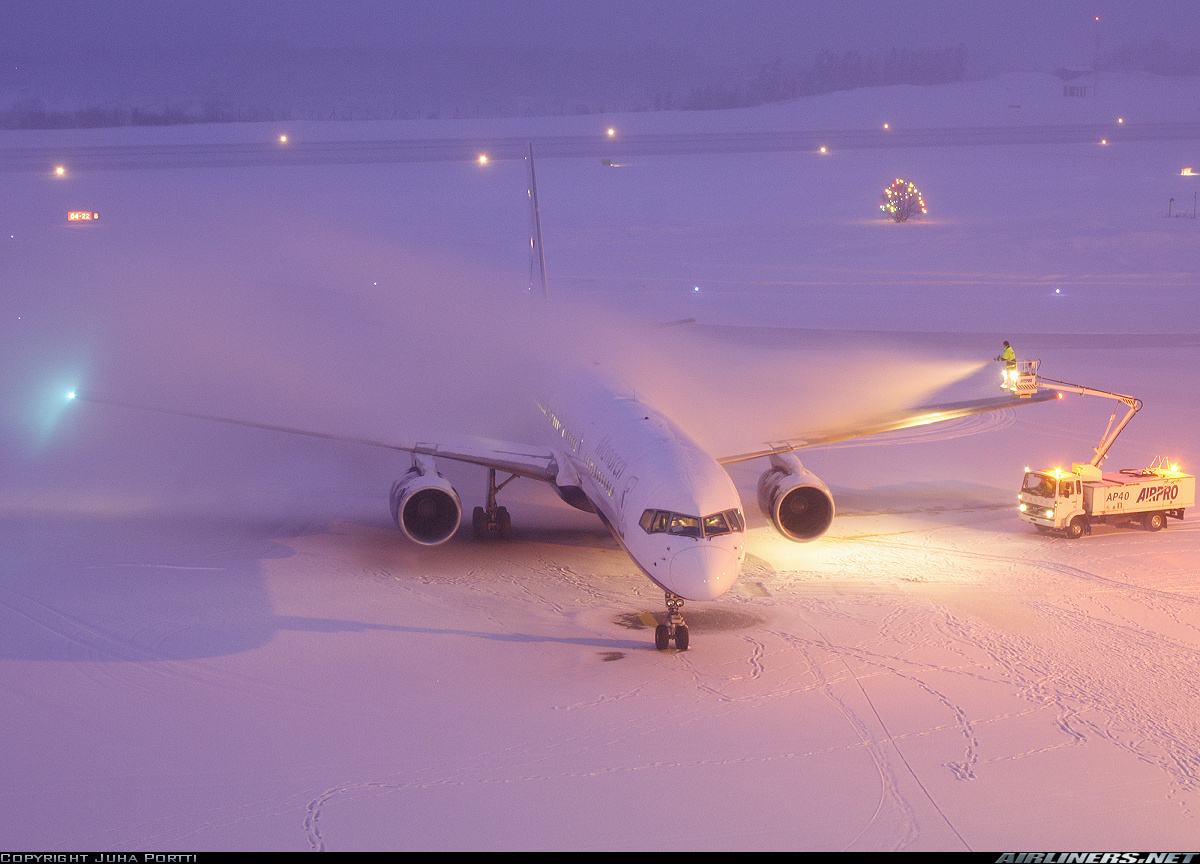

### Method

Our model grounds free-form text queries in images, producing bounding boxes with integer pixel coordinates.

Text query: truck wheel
[1144,511,1166,532]
[1066,517,1086,539]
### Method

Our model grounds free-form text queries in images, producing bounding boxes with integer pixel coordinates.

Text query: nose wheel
[655,592,689,651]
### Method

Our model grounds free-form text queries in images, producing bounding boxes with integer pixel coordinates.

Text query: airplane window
[668,514,702,538]
[703,512,731,536]
[639,510,672,534]
[643,509,741,537]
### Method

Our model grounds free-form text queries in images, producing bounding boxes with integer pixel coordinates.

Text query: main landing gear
[655,592,689,651]
[472,468,515,539]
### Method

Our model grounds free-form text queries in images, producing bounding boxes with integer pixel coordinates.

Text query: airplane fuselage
[538,370,745,601]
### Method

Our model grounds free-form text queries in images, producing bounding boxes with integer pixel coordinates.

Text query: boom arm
[1034,375,1142,467]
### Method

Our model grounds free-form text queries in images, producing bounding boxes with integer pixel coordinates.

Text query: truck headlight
[1019,503,1027,512]
[1044,509,1054,518]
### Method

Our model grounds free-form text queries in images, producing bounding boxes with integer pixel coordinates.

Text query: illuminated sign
[67,211,99,221]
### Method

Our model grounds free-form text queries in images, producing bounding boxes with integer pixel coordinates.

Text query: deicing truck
[1003,360,1193,538]
[1019,457,1195,538]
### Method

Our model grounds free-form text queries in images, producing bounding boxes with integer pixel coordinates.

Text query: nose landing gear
[655,592,689,651]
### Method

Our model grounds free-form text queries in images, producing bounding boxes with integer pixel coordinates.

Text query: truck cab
[1019,469,1088,537]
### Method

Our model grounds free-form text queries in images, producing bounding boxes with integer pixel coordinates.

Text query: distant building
[1053,68,1094,98]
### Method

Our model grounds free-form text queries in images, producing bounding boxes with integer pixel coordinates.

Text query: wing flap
[410,438,557,483]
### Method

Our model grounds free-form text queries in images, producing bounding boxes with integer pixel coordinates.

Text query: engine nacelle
[390,455,462,546]
[757,453,835,542]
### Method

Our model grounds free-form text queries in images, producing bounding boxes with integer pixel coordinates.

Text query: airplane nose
[669,545,739,601]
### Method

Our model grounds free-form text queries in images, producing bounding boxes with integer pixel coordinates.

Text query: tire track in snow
[847,533,1200,798]
[771,620,968,851]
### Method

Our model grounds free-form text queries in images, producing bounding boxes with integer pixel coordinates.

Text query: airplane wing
[76,393,559,483]
[717,389,1060,465]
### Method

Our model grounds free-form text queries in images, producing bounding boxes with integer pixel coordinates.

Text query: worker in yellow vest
[996,341,1016,389]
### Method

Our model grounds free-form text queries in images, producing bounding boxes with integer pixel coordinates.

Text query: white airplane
[76,149,1057,651]
[84,355,1055,651]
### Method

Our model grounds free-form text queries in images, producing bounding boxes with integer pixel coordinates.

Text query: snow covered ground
[2,73,1199,851]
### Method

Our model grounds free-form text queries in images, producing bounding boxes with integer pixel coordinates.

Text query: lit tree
[880,178,927,222]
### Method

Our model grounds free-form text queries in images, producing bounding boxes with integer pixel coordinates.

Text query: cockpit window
[640,508,745,538]
[703,512,731,536]
[669,514,702,538]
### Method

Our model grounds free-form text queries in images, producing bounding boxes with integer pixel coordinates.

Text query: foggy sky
[5,1,1196,71]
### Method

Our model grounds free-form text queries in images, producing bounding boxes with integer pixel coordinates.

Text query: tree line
[683,45,969,111]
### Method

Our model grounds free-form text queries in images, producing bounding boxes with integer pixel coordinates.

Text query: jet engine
[389,454,462,545]
[757,452,835,542]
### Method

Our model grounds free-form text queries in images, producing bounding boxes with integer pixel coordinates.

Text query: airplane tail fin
[527,143,549,298]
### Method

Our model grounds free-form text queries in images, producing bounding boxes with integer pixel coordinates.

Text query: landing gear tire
[655,592,690,651]
[1144,511,1166,532]
[1066,517,1086,539]
[655,625,671,651]
[474,469,518,540]
[674,625,689,651]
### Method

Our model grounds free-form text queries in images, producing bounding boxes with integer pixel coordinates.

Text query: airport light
[607,127,615,137]
[1117,118,1124,124]
[1182,168,1195,176]
[882,123,889,129]
[279,134,288,144]
[1101,139,1108,145]
[54,165,65,176]
[819,146,827,154]
[478,154,488,165]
